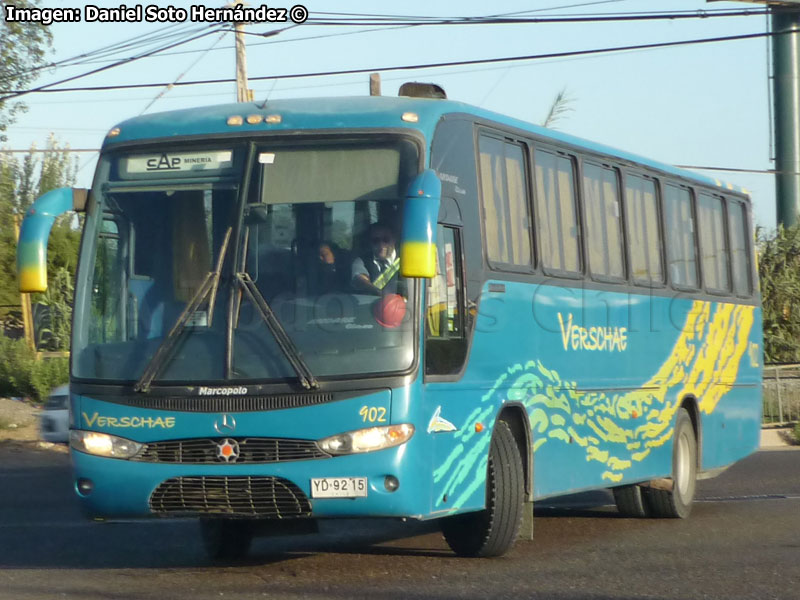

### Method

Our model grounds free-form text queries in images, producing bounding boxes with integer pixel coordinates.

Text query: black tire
[643,408,697,519]
[200,519,254,560]
[441,420,524,557]
[613,484,650,518]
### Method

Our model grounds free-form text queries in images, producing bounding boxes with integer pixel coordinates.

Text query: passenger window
[664,185,698,288]
[728,200,752,296]
[583,163,624,280]
[697,193,730,293]
[625,174,663,284]
[478,136,532,269]
[425,226,467,376]
[534,150,580,274]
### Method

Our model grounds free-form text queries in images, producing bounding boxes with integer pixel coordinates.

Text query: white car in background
[40,384,69,443]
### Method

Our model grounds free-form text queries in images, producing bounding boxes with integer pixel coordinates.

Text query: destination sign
[121,150,233,176]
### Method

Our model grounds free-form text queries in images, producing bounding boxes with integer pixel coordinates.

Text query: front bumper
[71,441,430,520]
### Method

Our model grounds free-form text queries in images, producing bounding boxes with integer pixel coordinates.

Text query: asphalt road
[0,447,798,600]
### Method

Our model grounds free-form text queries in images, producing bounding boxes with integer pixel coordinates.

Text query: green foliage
[0,336,35,397]
[0,138,80,336]
[0,0,53,141]
[541,87,574,130]
[0,337,68,402]
[36,266,73,351]
[757,224,800,363]
[28,355,68,403]
[794,421,800,444]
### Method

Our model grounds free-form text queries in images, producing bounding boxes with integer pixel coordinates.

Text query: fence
[763,364,800,425]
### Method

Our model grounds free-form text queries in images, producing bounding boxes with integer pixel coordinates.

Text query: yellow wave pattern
[434,300,754,508]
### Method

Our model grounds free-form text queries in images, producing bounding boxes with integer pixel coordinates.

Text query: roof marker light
[227,115,244,126]
[107,127,121,138]
[246,114,263,125]
[265,114,282,124]
[401,112,419,123]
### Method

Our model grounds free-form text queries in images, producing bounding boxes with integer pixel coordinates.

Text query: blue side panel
[425,281,761,512]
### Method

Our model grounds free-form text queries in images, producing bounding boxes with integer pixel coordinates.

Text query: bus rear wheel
[613,484,650,518]
[643,408,697,519]
[200,518,254,560]
[440,420,524,557]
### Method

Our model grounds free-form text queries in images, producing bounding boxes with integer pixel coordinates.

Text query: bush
[29,356,68,403]
[0,337,68,403]
[0,336,36,397]
[794,422,800,445]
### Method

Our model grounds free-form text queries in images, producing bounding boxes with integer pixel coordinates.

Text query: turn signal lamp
[227,115,244,126]
[401,112,419,123]
[107,127,121,138]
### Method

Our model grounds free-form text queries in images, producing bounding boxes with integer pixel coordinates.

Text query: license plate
[310,477,368,498]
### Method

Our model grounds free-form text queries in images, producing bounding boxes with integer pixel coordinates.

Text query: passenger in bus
[351,223,403,296]
[310,242,341,294]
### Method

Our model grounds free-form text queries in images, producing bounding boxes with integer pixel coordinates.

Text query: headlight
[318,424,414,455]
[70,430,142,459]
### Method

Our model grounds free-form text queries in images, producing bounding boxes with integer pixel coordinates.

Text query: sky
[1,0,779,227]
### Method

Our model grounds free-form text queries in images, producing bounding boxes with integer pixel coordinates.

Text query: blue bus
[18,85,762,558]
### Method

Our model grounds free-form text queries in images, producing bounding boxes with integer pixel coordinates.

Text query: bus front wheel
[441,420,524,557]
[644,408,697,519]
[200,518,254,560]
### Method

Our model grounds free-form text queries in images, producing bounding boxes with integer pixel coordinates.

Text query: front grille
[132,437,330,464]
[110,393,335,413]
[150,476,312,518]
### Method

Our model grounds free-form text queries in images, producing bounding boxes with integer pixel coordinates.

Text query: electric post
[232,2,254,102]
[771,3,800,227]
[709,1,800,227]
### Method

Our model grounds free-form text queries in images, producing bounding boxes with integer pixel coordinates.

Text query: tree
[0,138,79,349]
[541,87,574,130]
[0,0,53,141]
[757,224,800,363]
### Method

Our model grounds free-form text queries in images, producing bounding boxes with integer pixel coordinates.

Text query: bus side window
[663,184,699,289]
[697,193,730,294]
[425,226,467,376]
[533,149,580,275]
[727,199,752,296]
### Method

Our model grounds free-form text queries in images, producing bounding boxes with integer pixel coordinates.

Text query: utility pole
[771,4,800,227]
[370,73,381,96]
[232,2,254,102]
[708,1,800,227]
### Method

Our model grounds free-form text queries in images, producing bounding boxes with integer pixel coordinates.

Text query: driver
[351,222,402,296]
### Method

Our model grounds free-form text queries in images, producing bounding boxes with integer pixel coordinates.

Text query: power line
[300,8,770,27]
[676,165,782,175]
[0,28,782,96]
[0,25,226,102]
[0,22,216,83]
[5,6,771,74]
[0,149,100,153]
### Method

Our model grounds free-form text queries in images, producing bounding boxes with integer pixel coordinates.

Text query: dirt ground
[0,397,68,460]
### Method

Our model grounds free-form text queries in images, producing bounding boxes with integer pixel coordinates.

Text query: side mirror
[400,169,441,278]
[17,187,86,293]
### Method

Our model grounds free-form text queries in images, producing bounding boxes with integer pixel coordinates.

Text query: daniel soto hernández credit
[3,4,310,25]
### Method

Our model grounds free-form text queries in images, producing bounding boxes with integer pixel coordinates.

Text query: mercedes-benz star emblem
[213,414,236,434]
[216,438,240,463]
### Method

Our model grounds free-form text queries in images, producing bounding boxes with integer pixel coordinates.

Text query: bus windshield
[72,137,420,385]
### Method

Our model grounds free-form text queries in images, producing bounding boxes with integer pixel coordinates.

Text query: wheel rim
[675,430,692,500]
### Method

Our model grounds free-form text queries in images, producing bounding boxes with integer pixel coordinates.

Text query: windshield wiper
[236,272,319,390]
[134,228,232,393]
